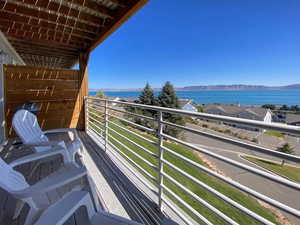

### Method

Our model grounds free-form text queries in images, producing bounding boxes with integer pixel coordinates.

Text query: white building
[179,99,198,112]
[203,104,273,131]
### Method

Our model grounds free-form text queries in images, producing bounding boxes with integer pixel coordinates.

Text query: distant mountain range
[178,84,300,91]
[90,84,300,92]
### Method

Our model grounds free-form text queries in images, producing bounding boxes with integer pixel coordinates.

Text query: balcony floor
[0,130,171,225]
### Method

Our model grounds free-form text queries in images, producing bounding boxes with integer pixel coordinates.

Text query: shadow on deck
[79,131,164,225]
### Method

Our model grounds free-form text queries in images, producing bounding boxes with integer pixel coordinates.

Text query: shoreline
[88,90,300,107]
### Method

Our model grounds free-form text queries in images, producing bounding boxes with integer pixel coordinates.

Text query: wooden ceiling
[0,0,148,68]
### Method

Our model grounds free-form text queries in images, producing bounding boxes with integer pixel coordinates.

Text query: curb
[240,154,299,183]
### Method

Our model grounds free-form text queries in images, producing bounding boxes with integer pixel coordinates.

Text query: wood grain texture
[78,51,90,131]
[4,64,83,137]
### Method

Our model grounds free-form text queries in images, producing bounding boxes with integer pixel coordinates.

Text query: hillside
[179,84,300,91]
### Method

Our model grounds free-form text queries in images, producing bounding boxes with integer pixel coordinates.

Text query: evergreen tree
[95,90,106,99]
[280,105,289,111]
[158,81,179,108]
[125,83,156,128]
[135,83,157,127]
[158,81,185,138]
[261,104,276,110]
[139,83,156,105]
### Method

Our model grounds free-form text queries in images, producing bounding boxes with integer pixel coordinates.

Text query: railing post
[158,110,164,212]
[104,99,108,151]
[84,96,89,132]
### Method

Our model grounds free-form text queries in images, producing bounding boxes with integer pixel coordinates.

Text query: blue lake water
[89,90,300,106]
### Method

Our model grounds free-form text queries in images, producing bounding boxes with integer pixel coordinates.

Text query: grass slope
[264,130,285,138]
[89,118,280,225]
[244,156,300,183]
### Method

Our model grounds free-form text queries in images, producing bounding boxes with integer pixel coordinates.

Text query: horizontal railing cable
[107,106,156,122]
[87,97,300,136]
[161,120,300,163]
[107,125,158,158]
[161,146,300,218]
[105,139,158,194]
[88,119,105,131]
[107,113,155,133]
[161,160,276,225]
[108,128,158,172]
[108,120,157,145]
[162,184,215,225]
[87,109,105,121]
[161,180,240,225]
[161,196,196,225]
[87,106,106,117]
[85,97,300,224]
[107,134,158,183]
[87,127,106,144]
[162,133,300,191]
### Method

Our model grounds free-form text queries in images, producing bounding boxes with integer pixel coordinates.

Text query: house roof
[286,114,300,124]
[178,99,192,108]
[120,97,138,103]
[0,0,148,68]
[203,104,269,121]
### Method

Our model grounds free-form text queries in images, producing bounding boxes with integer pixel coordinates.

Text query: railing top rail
[86,96,300,135]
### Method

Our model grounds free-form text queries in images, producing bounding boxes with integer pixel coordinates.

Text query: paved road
[185,123,300,225]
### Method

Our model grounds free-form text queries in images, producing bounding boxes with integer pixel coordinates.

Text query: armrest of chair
[33,191,95,225]
[12,166,87,200]
[44,128,79,139]
[24,140,65,148]
[9,148,67,168]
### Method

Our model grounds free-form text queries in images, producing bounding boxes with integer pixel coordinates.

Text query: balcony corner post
[158,110,164,212]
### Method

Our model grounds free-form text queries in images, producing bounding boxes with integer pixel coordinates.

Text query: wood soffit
[0,0,148,68]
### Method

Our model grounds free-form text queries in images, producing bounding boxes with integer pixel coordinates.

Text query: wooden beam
[89,0,148,51]
[0,18,97,41]
[78,51,90,130]
[3,31,88,50]
[3,0,106,27]
[0,10,100,34]
[12,46,78,58]
[8,37,82,52]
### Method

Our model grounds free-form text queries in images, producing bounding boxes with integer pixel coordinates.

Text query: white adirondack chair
[0,149,87,225]
[34,191,142,225]
[12,109,82,166]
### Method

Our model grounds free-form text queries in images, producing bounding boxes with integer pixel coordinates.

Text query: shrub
[278,143,294,154]
[224,129,232,134]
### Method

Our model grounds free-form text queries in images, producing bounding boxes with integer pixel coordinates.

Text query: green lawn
[264,130,285,138]
[244,156,300,183]
[88,117,281,225]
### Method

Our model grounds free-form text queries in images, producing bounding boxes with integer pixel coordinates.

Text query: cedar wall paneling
[4,65,84,137]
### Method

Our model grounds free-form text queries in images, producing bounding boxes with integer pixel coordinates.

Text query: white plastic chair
[34,191,142,225]
[12,109,82,166]
[0,150,87,225]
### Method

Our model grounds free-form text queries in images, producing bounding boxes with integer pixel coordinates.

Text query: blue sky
[88,0,300,89]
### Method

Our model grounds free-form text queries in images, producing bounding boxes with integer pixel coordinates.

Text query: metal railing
[85,96,300,225]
